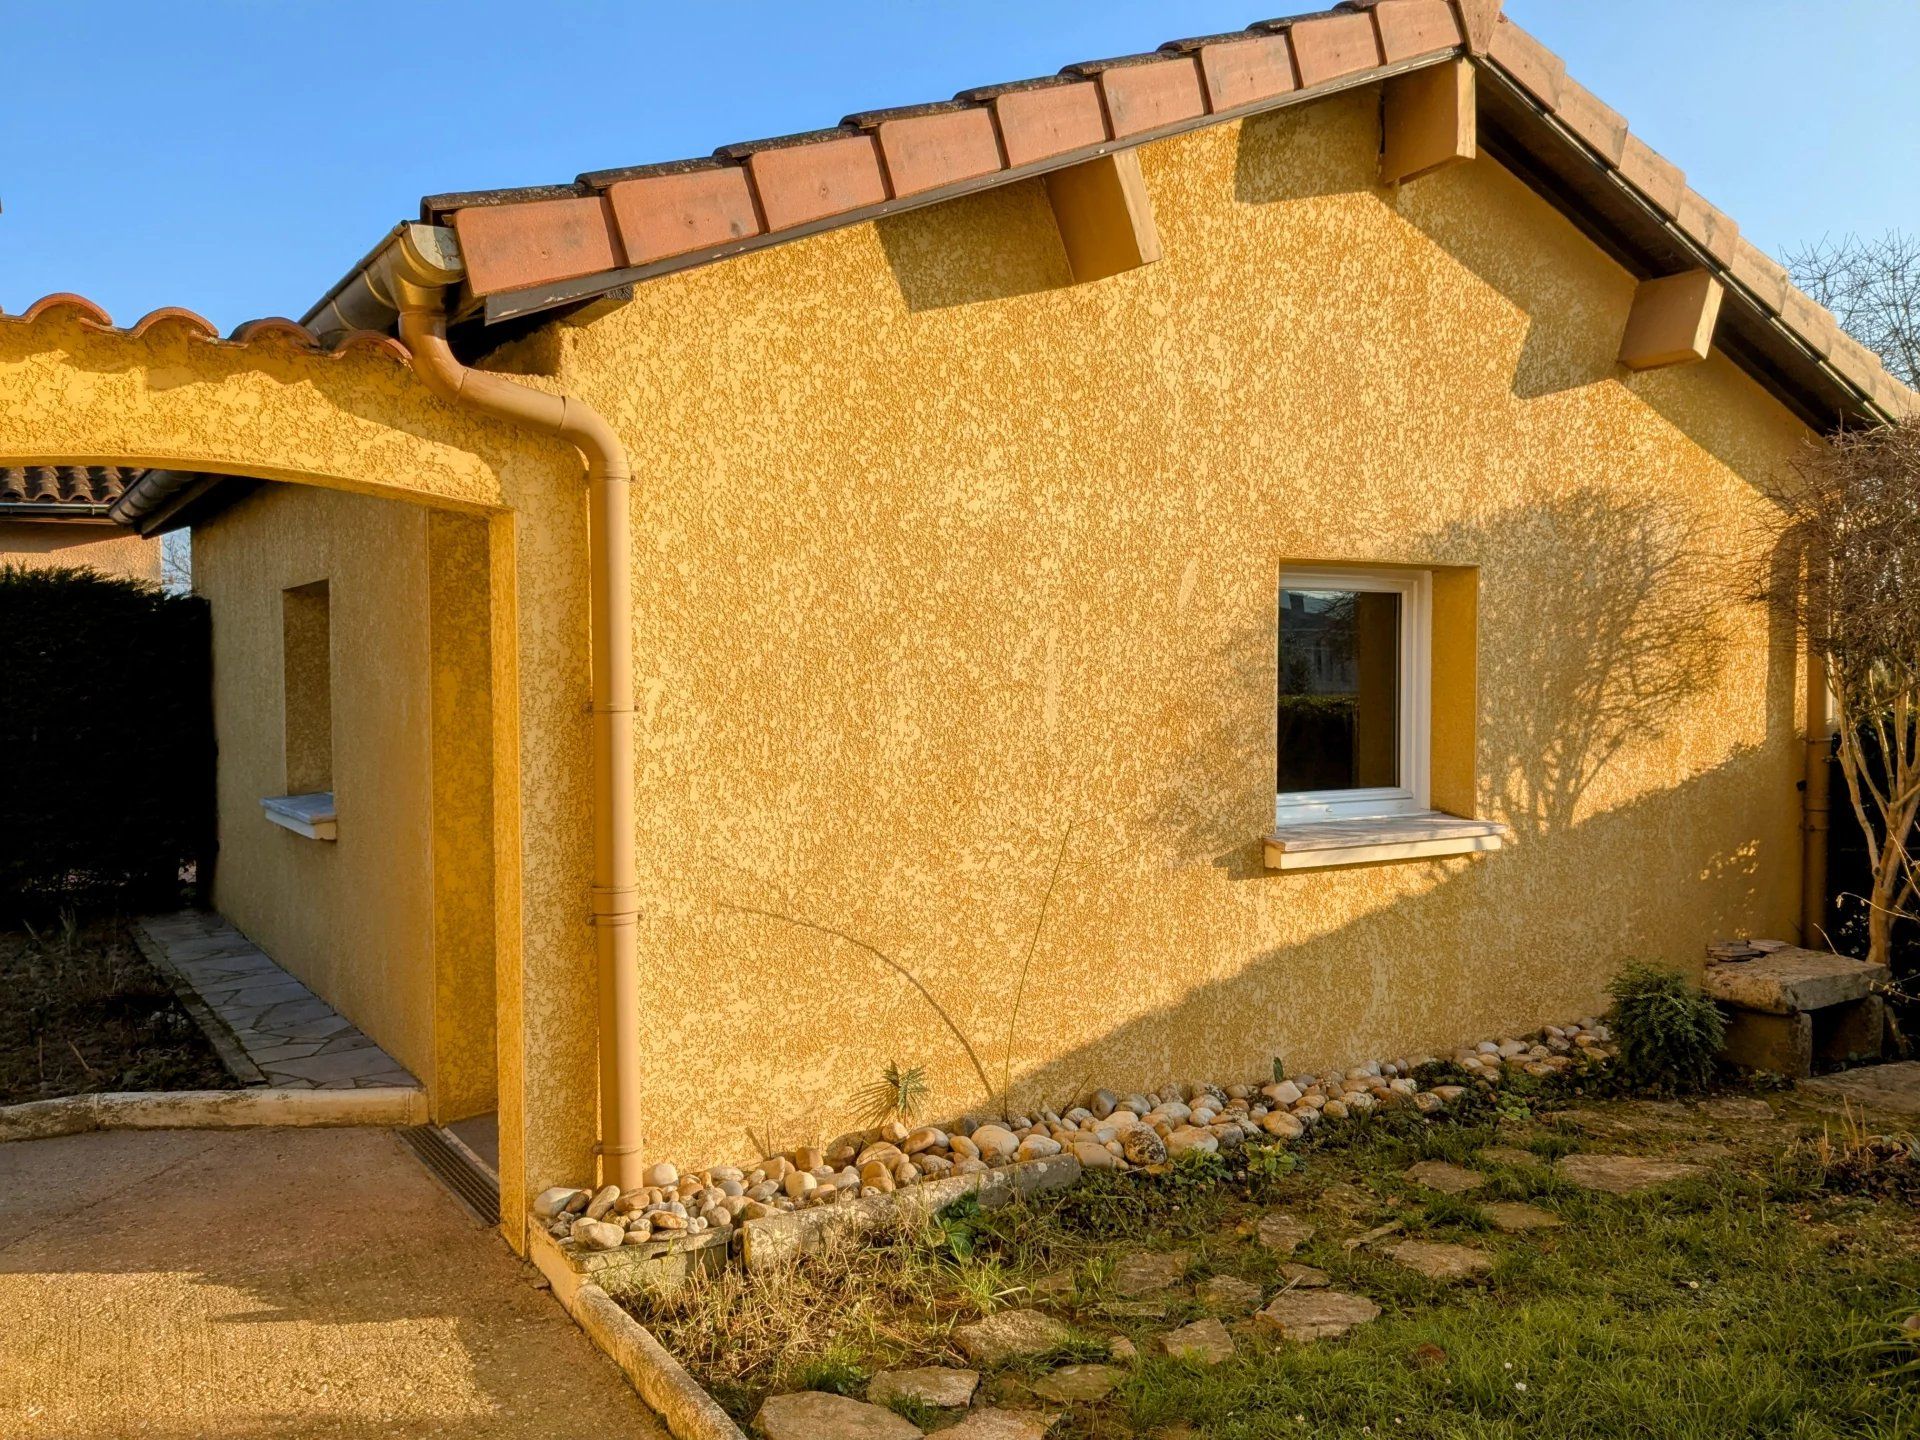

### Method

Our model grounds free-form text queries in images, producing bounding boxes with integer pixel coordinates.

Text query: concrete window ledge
[261,791,337,841]
[1264,812,1505,871]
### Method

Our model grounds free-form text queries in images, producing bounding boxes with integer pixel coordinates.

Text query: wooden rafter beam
[1382,58,1476,185]
[1043,149,1162,284]
[1619,269,1724,370]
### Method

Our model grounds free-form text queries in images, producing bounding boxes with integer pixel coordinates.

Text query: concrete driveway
[0,1126,670,1439]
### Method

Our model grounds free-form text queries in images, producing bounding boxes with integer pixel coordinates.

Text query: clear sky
[3,1,1914,332]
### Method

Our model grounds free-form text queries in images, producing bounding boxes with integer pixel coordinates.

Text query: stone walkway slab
[134,911,420,1092]
[1801,1062,1920,1118]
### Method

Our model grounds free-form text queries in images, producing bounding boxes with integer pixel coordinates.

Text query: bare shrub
[1787,232,1920,389]
[1759,421,1920,979]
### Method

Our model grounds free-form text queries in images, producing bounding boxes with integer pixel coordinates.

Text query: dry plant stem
[720,903,998,1102]
[1002,823,1074,1112]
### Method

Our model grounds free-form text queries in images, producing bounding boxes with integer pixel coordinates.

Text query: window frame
[1274,565,1432,826]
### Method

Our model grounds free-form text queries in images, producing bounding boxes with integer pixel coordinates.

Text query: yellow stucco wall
[1,298,593,1246]
[0,522,160,582]
[194,482,439,1082]
[551,88,1809,1166]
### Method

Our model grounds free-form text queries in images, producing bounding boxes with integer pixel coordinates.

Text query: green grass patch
[628,1095,1920,1435]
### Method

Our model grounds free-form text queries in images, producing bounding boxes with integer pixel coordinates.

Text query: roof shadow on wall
[877,179,1074,314]
[1232,95,1381,208]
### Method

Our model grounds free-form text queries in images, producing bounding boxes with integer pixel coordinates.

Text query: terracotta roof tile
[1365,0,1467,63]
[1618,134,1685,219]
[0,465,138,511]
[1550,76,1627,165]
[1163,32,1300,112]
[1449,0,1502,54]
[960,78,1109,168]
[1065,54,1209,138]
[1730,239,1793,315]
[1487,15,1563,106]
[717,129,891,231]
[335,1,1904,422]
[848,102,1007,197]
[1675,189,1740,269]
[1276,11,1386,87]
[603,164,764,268]
[2,292,409,364]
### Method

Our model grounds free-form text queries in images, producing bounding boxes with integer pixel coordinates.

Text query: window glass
[1277,587,1400,793]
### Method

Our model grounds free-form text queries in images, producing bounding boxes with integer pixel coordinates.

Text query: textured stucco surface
[195,482,438,1085]
[554,89,1810,1166]
[0,316,508,510]
[3,285,594,1249]
[0,521,160,581]
[9,81,1824,1230]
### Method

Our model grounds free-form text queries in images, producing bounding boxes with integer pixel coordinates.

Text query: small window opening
[282,580,333,795]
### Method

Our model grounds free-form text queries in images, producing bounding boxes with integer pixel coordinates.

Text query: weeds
[0,913,231,1103]
[1606,961,1726,1095]
[1778,1101,1920,1204]
[850,1062,931,1130]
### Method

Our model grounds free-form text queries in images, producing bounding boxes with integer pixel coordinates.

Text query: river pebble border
[533,1020,1615,1252]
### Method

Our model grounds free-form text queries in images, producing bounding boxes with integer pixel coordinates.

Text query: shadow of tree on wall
[1429,490,1729,841]
[706,483,1790,1123]
[1140,619,1276,880]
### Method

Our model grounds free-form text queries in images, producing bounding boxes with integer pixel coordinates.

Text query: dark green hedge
[0,565,214,913]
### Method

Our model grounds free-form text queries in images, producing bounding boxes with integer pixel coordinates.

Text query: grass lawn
[0,912,233,1103]
[635,1088,1920,1439]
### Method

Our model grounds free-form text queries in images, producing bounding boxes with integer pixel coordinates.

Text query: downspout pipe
[386,227,644,1192]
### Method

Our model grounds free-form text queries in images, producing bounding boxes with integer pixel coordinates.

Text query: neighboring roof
[364,0,1908,429]
[0,465,140,519]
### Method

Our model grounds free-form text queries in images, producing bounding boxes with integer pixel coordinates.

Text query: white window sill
[1264,811,1503,871]
[261,792,337,842]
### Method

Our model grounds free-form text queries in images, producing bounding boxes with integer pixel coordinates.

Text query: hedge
[0,565,214,913]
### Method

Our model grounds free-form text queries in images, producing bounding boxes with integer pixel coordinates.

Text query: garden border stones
[739,1154,1083,1271]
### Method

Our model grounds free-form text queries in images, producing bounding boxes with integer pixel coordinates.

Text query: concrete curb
[0,1086,430,1142]
[529,1228,747,1440]
[738,1153,1084,1270]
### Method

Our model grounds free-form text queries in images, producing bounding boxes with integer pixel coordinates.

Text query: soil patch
[0,914,233,1103]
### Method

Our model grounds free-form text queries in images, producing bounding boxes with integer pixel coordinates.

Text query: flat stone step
[1800,1061,1920,1117]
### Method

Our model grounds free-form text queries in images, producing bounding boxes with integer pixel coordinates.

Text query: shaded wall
[0,522,160,582]
[193,483,437,1090]
[549,86,1810,1167]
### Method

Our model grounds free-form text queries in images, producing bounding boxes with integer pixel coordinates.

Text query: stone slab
[134,912,419,1093]
[756,1391,920,1440]
[1702,947,1888,1016]
[1801,1061,1920,1118]
[540,1224,732,1297]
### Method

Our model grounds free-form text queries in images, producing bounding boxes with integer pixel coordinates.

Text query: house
[0,466,160,580]
[3,1,1909,1253]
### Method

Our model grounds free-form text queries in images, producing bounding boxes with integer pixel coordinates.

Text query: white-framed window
[1275,566,1431,826]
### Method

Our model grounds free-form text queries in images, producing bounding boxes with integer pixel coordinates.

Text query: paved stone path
[1801,1061,1920,1117]
[0,1126,669,1438]
[135,910,417,1090]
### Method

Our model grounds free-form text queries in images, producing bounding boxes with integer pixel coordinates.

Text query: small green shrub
[1605,961,1725,1095]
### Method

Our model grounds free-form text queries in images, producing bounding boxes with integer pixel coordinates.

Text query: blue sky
[2,1,1914,331]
